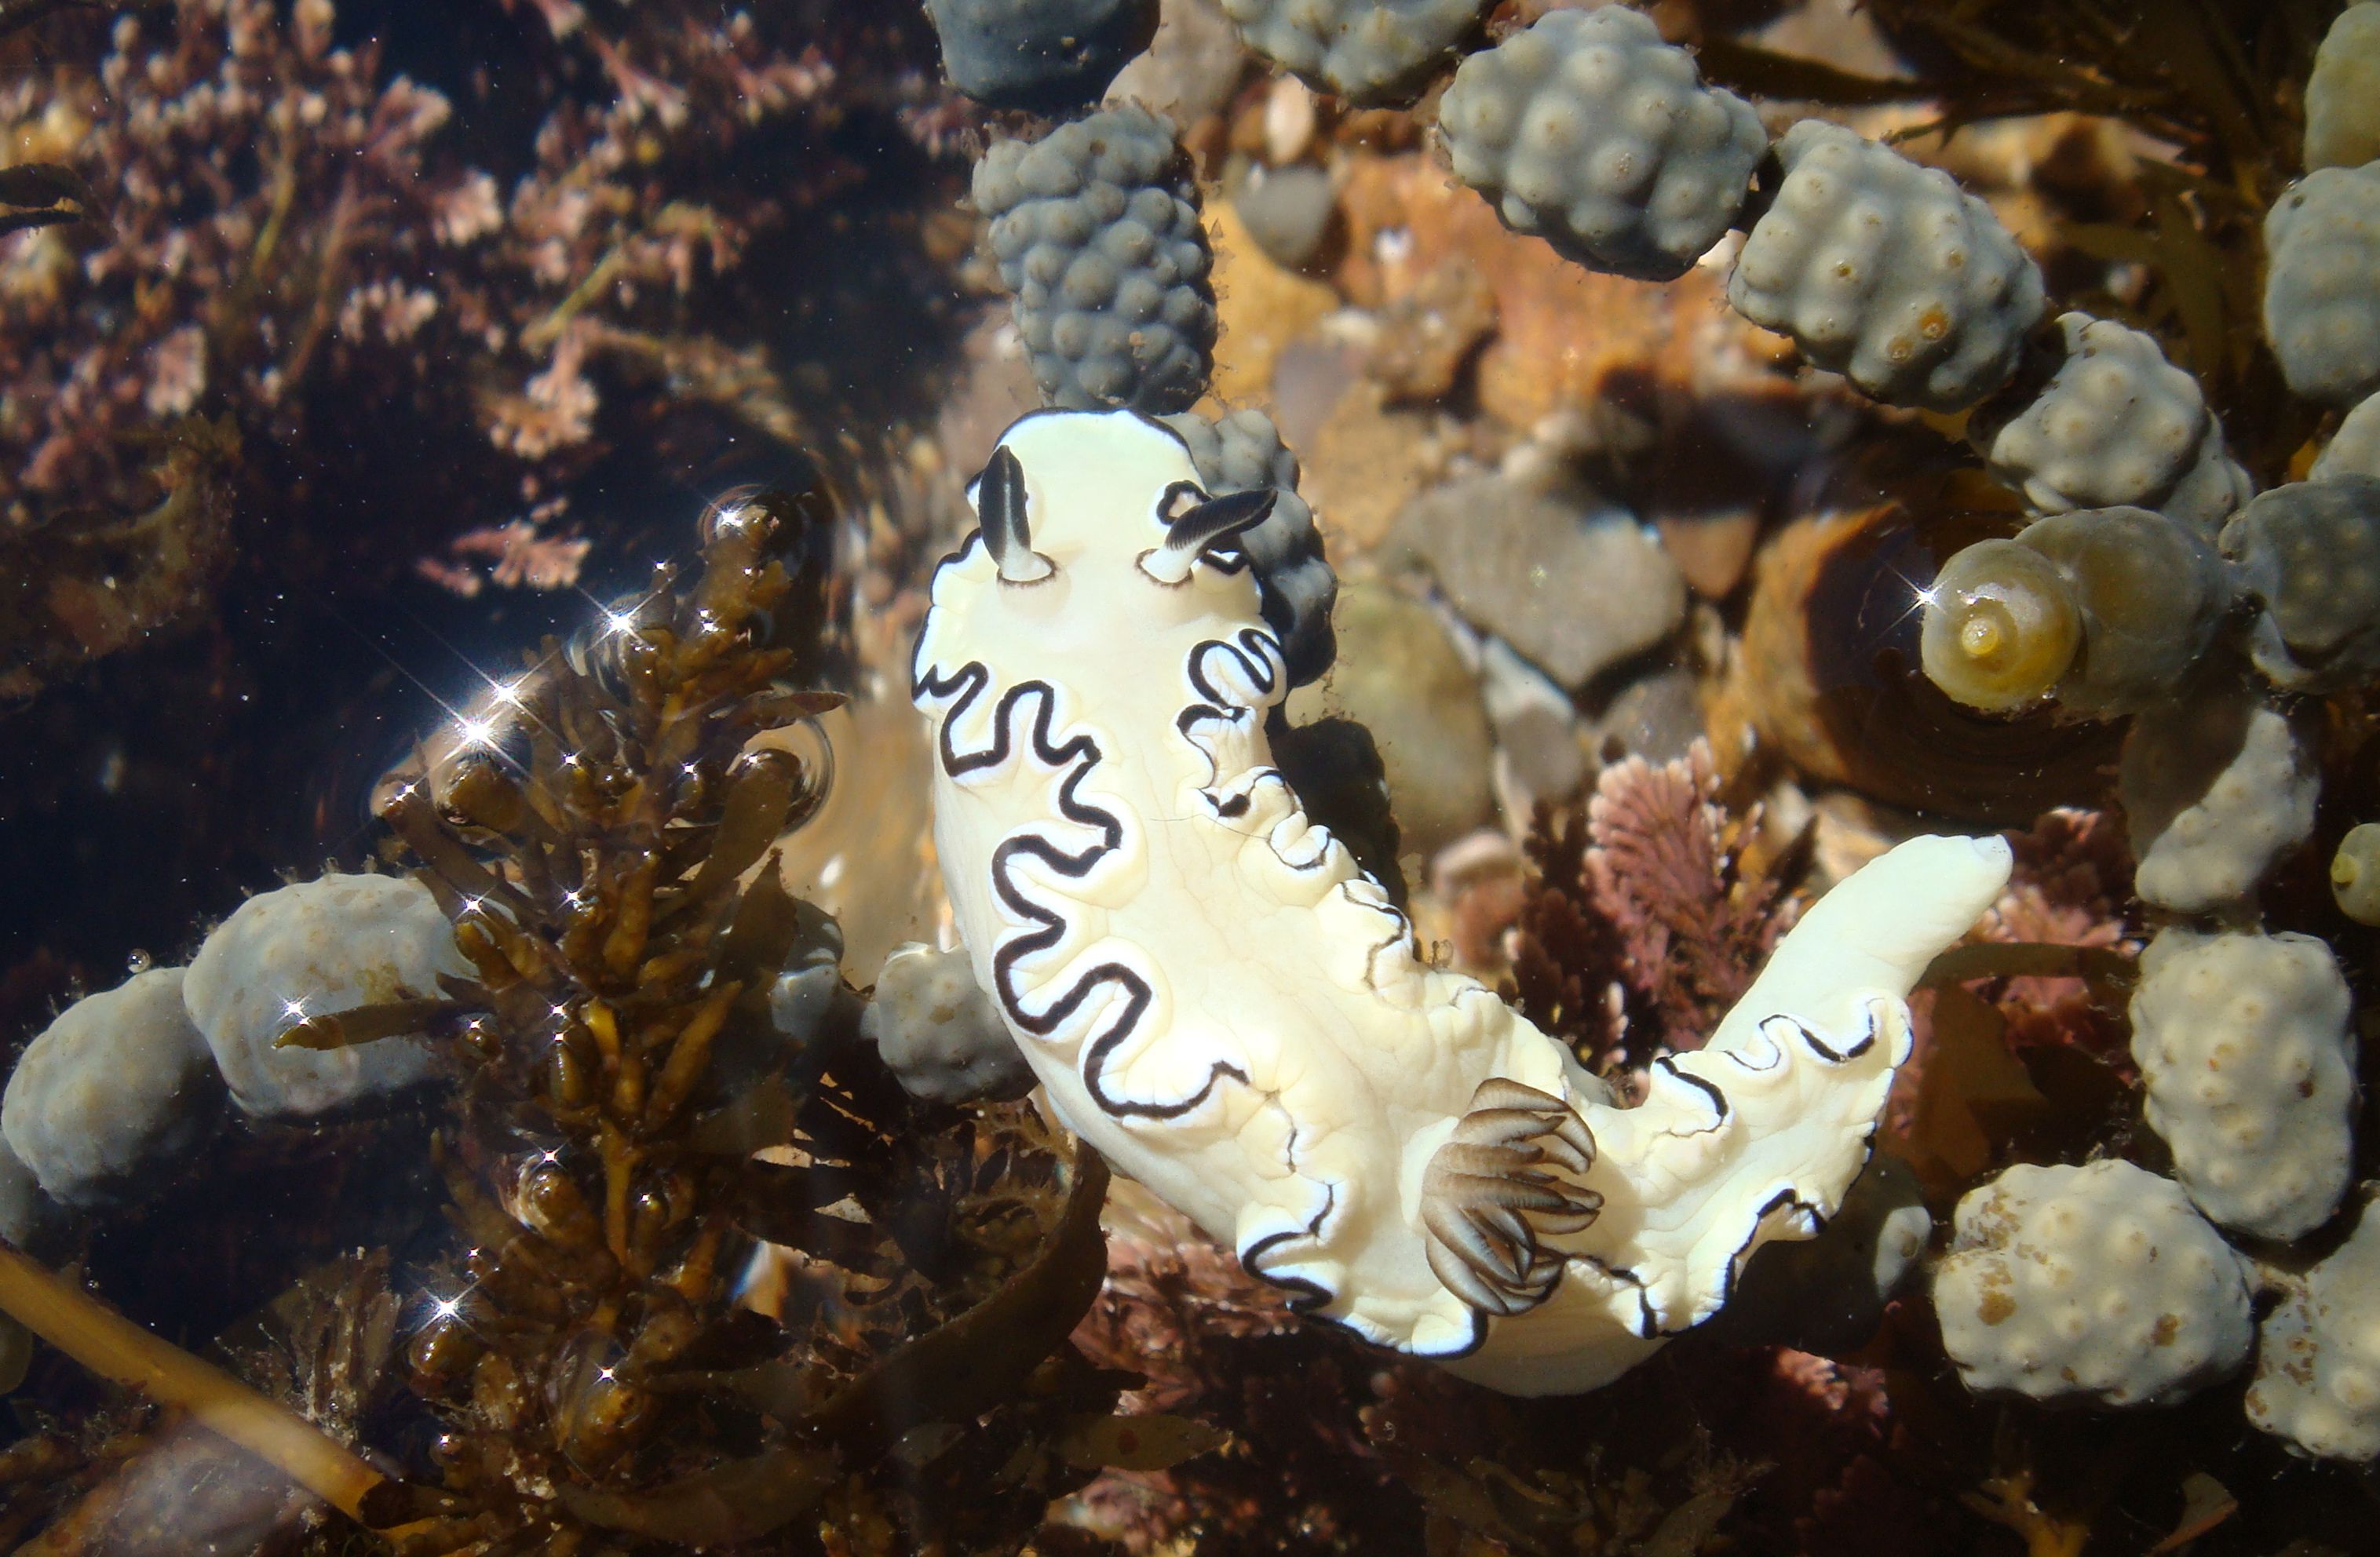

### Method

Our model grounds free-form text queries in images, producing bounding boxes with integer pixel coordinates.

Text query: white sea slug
[911,409,2010,1395]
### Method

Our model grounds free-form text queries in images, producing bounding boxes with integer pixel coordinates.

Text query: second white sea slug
[912,409,2010,1395]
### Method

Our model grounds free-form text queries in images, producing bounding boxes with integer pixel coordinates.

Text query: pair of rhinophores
[911,408,2011,1395]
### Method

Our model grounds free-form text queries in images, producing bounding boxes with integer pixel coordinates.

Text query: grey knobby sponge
[1436,6,1764,282]
[862,943,1033,1106]
[2305,3,2380,172]
[1934,1158,2254,1408]
[2130,928,2356,1242]
[925,0,1160,113]
[1221,0,1486,107]
[1162,407,1338,686]
[1728,120,2045,411]
[2248,1193,2380,1461]
[2265,163,2380,407]
[2220,476,2380,692]
[1980,312,2249,533]
[2121,682,2319,913]
[974,104,1217,414]
[1,967,221,1207]
[2311,389,2380,481]
[183,872,467,1119]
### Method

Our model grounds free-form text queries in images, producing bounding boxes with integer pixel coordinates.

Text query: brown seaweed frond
[352,483,1127,1553]
[0,414,239,703]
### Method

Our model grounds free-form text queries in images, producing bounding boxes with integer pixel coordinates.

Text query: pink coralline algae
[1973,807,2140,1061]
[0,0,947,698]
[1511,740,1803,1070]
[412,516,589,597]
[1,0,462,518]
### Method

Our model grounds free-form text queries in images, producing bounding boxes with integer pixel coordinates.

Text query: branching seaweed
[316,483,1128,1554]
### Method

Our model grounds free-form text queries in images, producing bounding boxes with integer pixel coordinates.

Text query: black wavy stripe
[1177,629,1288,822]
[913,649,1248,1121]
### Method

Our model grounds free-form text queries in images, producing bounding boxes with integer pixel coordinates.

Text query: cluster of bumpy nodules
[1917,0,2380,752]
[1977,312,2252,532]
[0,869,1025,1406]
[924,0,1159,111]
[1936,927,2367,1442]
[965,2,2060,430]
[1728,119,2046,410]
[1922,5,2380,1464]
[0,872,472,1382]
[1161,408,1338,685]
[1221,0,1486,107]
[973,104,1219,415]
[1435,7,1764,282]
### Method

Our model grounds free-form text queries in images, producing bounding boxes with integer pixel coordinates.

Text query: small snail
[1919,538,2082,713]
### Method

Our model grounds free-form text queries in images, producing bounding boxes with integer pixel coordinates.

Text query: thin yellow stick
[0,1244,385,1521]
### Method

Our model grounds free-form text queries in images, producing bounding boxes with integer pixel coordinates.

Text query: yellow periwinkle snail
[1919,538,2082,713]
[1921,506,2228,719]
[2332,822,2380,925]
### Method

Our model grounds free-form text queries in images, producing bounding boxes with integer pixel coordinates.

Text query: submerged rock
[1389,472,1684,691]
[1232,162,1337,270]
[1284,582,1495,855]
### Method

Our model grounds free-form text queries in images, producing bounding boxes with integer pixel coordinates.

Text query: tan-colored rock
[1209,199,1339,405]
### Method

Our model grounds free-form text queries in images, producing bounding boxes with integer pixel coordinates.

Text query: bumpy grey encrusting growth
[1728,120,2046,411]
[1980,312,2250,532]
[2305,2,2380,172]
[0,968,222,1208]
[2221,476,2380,692]
[2312,389,2380,481]
[925,0,1161,111]
[2122,684,2320,913]
[0,1143,33,1387]
[1161,407,1338,686]
[1221,0,1487,106]
[1934,1159,2254,1409]
[183,873,468,1119]
[2130,928,2356,1242]
[862,943,1034,1105]
[974,104,1218,414]
[1436,6,1765,281]
[2249,1193,2380,1461]
[2264,164,2380,407]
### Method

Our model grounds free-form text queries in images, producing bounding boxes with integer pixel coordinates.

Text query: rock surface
[1389,472,1685,690]
[1284,581,1495,855]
